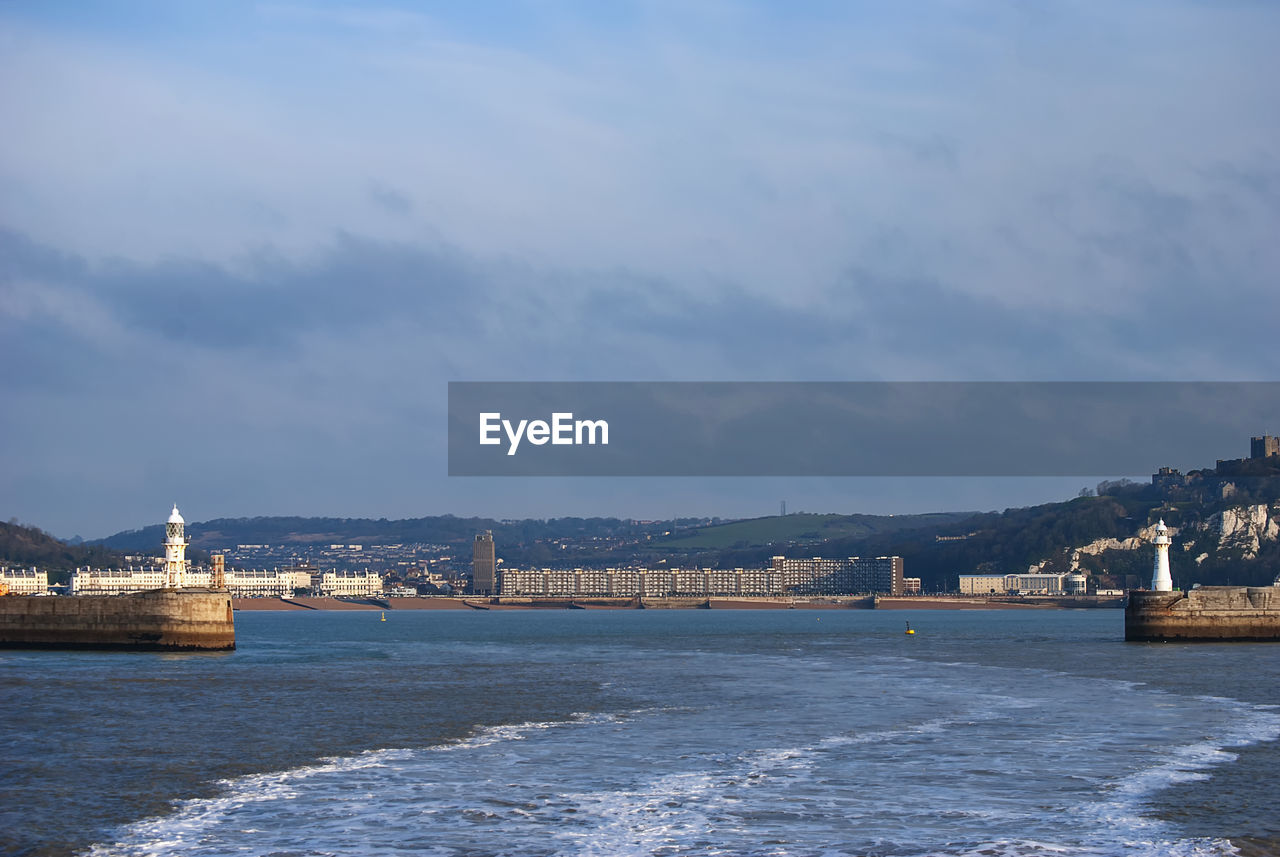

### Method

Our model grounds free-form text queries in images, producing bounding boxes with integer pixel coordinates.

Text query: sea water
[2,609,1278,857]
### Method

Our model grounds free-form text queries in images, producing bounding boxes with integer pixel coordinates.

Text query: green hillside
[653,511,976,550]
[702,468,1280,592]
[1,520,128,582]
[95,515,710,553]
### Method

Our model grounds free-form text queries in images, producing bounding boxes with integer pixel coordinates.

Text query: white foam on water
[1108,697,1279,803]
[1056,697,1280,857]
[79,713,624,857]
[78,669,1280,857]
[539,740,865,857]
[942,837,1243,857]
[81,704,976,857]
[864,657,1279,857]
[523,706,1046,857]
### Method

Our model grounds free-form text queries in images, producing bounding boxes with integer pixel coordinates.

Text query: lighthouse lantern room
[164,504,189,588]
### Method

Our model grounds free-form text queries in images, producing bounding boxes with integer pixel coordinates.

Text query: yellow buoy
[380,611,386,622]
[905,621,915,636]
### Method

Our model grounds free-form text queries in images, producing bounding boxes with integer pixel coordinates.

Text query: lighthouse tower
[163,504,189,589]
[1150,519,1173,592]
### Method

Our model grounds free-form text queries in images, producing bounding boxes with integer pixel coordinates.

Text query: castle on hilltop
[1252,435,1280,459]
[1153,435,1280,492]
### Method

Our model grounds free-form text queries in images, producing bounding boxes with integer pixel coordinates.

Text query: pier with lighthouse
[0,506,235,651]
[1125,517,1280,642]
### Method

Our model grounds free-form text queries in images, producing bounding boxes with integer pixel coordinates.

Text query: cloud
[3,1,1280,536]
[369,183,414,217]
[3,216,1277,537]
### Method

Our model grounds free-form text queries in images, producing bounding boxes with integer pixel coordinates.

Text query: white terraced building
[68,507,381,598]
[317,570,383,597]
[222,568,314,597]
[1,567,49,595]
[70,565,315,597]
[959,572,1088,595]
[71,566,167,594]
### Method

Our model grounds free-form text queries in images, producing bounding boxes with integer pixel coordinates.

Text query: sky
[3,1,1279,539]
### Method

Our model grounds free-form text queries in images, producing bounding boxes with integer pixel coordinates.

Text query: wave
[79,677,1279,857]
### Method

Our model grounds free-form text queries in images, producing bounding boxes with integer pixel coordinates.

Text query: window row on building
[768,556,905,596]
[70,567,166,594]
[64,567,383,597]
[1,567,50,595]
[499,568,780,597]
[499,557,906,597]
[958,572,1088,596]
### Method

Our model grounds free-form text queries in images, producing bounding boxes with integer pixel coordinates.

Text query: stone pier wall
[1125,587,1280,641]
[0,589,235,650]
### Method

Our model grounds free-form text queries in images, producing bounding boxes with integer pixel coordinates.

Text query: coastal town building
[472,531,497,595]
[71,565,318,597]
[608,569,642,597]
[69,564,369,597]
[384,584,418,597]
[317,570,383,597]
[499,567,544,596]
[496,560,903,598]
[221,567,312,597]
[223,541,448,575]
[69,508,335,597]
[72,566,167,594]
[958,573,1007,595]
[1,567,49,595]
[643,570,675,596]
[958,571,1088,596]
[769,555,905,595]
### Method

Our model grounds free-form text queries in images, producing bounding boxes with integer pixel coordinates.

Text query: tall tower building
[164,504,190,589]
[1150,519,1173,592]
[472,530,496,596]
[1251,436,1280,459]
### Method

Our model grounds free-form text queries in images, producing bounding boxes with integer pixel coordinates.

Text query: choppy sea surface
[3,608,1279,857]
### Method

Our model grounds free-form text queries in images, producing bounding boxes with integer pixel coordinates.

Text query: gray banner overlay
[448,382,1280,476]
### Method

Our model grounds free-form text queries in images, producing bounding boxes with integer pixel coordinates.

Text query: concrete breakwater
[0,589,235,651]
[1125,586,1280,642]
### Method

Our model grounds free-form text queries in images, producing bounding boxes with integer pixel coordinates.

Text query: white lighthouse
[163,504,189,589]
[1150,519,1173,592]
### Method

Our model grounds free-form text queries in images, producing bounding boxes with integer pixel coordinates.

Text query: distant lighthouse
[164,504,189,588]
[1150,519,1173,592]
